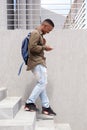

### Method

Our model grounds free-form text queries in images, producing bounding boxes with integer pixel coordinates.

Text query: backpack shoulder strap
[18,62,24,76]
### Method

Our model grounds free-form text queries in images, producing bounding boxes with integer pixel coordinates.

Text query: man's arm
[29,31,53,53]
[29,32,44,53]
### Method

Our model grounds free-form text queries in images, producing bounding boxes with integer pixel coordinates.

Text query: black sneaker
[42,106,56,116]
[24,103,38,112]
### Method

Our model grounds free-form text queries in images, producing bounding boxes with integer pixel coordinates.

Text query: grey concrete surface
[0,106,36,130]
[0,87,7,101]
[0,97,21,119]
[55,124,71,130]
[35,119,55,130]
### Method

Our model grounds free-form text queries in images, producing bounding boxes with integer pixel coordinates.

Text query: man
[24,19,56,116]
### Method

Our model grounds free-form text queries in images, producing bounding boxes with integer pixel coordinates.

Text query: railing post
[7,0,14,29]
[32,0,41,28]
[16,0,26,29]
[26,0,33,29]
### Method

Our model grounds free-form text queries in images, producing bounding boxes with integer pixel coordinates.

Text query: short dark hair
[43,19,55,27]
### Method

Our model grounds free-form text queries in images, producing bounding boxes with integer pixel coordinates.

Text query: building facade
[0,0,66,30]
[64,0,87,29]
[0,0,40,29]
[1,0,87,30]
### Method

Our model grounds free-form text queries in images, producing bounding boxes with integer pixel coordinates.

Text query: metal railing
[0,1,87,30]
[63,0,87,29]
[73,1,86,29]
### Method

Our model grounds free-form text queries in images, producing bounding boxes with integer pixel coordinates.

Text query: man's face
[42,23,54,34]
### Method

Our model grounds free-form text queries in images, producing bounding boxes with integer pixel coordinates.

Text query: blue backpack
[18,33,31,75]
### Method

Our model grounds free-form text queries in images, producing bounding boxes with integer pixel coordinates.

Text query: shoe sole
[24,107,39,112]
[42,111,56,116]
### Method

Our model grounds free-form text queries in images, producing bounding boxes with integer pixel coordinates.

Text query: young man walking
[24,19,56,116]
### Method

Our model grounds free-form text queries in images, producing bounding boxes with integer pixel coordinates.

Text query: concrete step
[36,113,71,130]
[0,106,36,130]
[0,87,7,101]
[36,113,54,120]
[35,119,55,130]
[35,113,55,130]
[0,96,21,119]
[55,123,71,130]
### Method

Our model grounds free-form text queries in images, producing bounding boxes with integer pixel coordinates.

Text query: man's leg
[25,64,56,115]
[25,64,49,110]
[39,89,49,108]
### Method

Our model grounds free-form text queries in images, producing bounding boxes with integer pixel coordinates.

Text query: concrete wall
[0,30,87,130]
[0,0,7,29]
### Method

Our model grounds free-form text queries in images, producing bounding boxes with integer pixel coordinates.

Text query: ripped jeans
[26,64,49,108]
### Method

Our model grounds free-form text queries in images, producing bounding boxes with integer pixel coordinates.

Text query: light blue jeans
[26,64,49,108]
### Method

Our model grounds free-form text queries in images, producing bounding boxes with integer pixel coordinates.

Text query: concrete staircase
[36,114,55,130]
[0,87,35,130]
[0,87,71,130]
[36,114,71,130]
[0,96,21,119]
